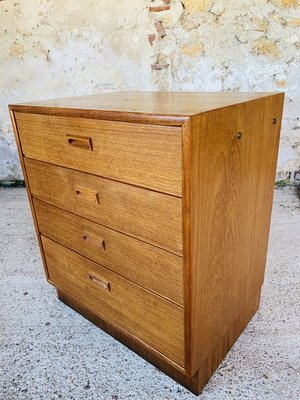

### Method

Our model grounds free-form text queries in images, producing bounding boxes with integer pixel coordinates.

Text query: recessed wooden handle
[74,185,100,204]
[82,231,105,250]
[88,271,110,291]
[67,134,93,151]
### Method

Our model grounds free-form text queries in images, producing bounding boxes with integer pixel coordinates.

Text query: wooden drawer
[34,199,183,306]
[42,236,184,366]
[16,112,182,196]
[26,159,182,255]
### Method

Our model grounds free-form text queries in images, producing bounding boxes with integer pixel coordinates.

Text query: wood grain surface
[9,110,49,279]
[10,92,277,126]
[15,112,182,195]
[25,159,183,255]
[57,288,199,392]
[34,199,184,306]
[185,94,284,375]
[42,237,185,366]
[9,91,284,394]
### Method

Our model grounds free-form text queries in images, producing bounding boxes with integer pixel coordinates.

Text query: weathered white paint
[0,0,299,180]
[0,0,152,179]
[150,0,300,178]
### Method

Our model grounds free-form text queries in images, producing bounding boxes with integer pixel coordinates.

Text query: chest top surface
[9,91,279,126]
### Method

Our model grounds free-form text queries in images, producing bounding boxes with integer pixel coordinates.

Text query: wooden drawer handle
[74,185,100,204]
[82,231,105,250]
[67,134,93,151]
[88,271,110,291]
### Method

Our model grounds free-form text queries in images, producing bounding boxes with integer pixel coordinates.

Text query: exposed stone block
[148,34,156,46]
[271,0,299,8]
[149,5,171,12]
[154,21,166,38]
[180,42,204,56]
[252,38,281,59]
[182,0,213,13]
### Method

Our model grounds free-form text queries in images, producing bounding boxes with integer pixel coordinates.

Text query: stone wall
[1,0,299,180]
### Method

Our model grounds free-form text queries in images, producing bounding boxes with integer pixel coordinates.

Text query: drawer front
[16,112,182,196]
[26,159,182,255]
[42,237,185,366]
[34,199,183,306]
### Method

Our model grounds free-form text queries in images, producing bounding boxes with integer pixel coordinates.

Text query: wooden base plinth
[57,288,261,395]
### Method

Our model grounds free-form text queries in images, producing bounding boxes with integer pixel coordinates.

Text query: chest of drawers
[9,92,284,394]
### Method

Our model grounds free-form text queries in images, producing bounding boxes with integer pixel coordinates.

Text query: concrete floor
[0,187,299,400]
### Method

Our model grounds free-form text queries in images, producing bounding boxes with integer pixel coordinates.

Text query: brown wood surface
[15,112,182,196]
[9,91,285,394]
[185,94,284,375]
[10,92,278,126]
[8,110,49,279]
[56,285,261,395]
[25,159,183,255]
[181,119,193,373]
[195,288,261,393]
[34,199,183,305]
[57,287,199,395]
[42,237,185,366]
[56,288,200,393]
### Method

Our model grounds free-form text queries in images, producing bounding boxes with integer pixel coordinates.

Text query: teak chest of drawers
[9,92,284,394]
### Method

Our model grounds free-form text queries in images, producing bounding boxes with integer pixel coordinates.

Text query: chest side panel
[187,94,284,376]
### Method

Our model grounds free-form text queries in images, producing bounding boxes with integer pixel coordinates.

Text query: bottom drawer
[42,236,185,367]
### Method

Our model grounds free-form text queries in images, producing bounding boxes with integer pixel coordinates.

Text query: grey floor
[0,187,299,400]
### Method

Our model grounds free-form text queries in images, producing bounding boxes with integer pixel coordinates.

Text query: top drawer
[15,113,182,196]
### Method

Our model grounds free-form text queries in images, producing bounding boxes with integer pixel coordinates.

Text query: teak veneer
[9,91,284,395]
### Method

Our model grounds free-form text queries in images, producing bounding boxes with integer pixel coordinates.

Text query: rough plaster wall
[0,0,299,180]
[149,0,300,178]
[0,0,151,180]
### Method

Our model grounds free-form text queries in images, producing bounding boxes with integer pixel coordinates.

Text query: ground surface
[0,187,299,400]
